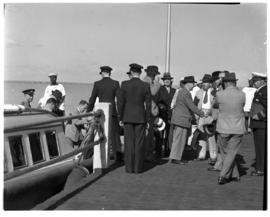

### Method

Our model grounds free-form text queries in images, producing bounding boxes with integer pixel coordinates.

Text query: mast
[165,3,171,73]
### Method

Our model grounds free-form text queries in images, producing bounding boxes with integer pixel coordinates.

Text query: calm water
[4,81,93,115]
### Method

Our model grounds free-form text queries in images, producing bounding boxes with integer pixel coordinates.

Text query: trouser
[169,125,188,160]
[218,133,243,179]
[253,128,266,172]
[145,116,155,160]
[124,123,146,173]
[198,135,217,160]
[111,116,121,158]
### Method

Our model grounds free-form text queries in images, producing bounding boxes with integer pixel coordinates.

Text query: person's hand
[252,114,259,120]
[119,121,124,127]
[146,122,150,129]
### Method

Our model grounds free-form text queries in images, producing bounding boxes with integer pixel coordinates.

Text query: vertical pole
[165,3,171,73]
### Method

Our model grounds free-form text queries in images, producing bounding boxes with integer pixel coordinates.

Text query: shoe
[170,159,181,164]
[207,167,220,172]
[194,158,205,161]
[209,158,217,166]
[180,160,188,164]
[218,176,230,185]
[231,177,241,182]
[251,170,264,176]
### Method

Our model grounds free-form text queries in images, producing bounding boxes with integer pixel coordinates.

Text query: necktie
[203,90,208,104]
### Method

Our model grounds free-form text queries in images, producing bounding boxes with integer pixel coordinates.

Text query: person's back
[89,77,119,115]
[216,86,245,134]
[120,77,151,124]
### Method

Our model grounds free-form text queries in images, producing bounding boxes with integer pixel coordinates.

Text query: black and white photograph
[2,0,268,211]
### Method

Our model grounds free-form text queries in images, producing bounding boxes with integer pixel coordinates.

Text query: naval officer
[88,66,122,162]
[20,89,35,108]
[117,63,151,173]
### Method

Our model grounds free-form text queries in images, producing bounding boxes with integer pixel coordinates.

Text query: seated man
[65,100,90,149]
[43,97,57,113]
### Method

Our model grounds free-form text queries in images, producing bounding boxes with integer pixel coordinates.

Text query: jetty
[33,133,265,210]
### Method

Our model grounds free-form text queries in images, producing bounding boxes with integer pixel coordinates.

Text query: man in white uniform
[39,72,66,116]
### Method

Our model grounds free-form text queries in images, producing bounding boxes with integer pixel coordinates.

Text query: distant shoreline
[4,80,92,85]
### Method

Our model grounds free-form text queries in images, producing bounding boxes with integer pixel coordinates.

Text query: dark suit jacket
[155,85,176,121]
[117,77,151,124]
[250,85,267,129]
[88,77,120,117]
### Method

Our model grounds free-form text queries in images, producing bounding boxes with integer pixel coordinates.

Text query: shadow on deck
[33,134,265,210]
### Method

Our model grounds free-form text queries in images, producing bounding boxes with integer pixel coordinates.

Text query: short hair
[46,97,57,105]
[79,100,88,106]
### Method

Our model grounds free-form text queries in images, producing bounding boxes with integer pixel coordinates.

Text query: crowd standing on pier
[20,65,267,184]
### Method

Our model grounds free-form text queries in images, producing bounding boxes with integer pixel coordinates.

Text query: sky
[4,3,267,87]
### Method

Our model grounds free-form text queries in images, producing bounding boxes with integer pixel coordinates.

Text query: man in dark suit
[155,72,176,157]
[88,66,122,162]
[250,72,267,176]
[117,63,151,173]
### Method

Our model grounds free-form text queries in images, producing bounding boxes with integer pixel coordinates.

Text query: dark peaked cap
[100,66,112,74]
[129,63,143,73]
[22,89,35,96]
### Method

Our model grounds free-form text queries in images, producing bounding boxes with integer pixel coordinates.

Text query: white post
[165,3,171,73]
[92,102,111,173]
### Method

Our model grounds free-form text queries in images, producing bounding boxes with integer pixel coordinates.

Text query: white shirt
[190,86,200,100]
[242,86,256,112]
[41,83,66,110]
[201,89,211,110]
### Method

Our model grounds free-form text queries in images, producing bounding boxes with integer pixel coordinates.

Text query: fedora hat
[22,89,35,96]
[161,72,173,80]
[182,76,197,84]
[153,117,166,131]
[222,72,238,82]
[201,74,213,83]
[145,65,160,77]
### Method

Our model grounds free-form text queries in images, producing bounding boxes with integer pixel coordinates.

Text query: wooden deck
[38,134,265,210]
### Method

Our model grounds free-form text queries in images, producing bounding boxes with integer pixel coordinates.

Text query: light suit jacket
[216,86,246,134]
[171,87,203,128]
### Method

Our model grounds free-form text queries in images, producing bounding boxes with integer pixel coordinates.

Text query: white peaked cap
[251,72,267,78]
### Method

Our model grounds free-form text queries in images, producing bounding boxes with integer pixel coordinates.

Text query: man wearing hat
[250,72,267,176]
[88,66,122,162]
[39,72,66,116]
[155,72,176,157]
[169,76,204,165]
[214,72,245,184]
[143,65,162,162]
[117,63,151,173]
[194,74,217,164]
[20,89,35,108]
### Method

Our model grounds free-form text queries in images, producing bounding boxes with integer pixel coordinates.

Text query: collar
[257,84,266,92]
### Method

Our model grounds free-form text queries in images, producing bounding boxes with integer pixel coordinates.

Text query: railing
[4,110,103,133]
[4,106,110,181]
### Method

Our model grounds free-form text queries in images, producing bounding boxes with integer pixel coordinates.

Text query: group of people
[20,64,267,185]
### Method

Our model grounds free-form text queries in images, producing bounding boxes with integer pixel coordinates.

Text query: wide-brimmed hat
[145,65,160,77]
[161,72,173,80]
[201,74,213,83]
[222,72,238,82]
[100,66,112,74]
[182,76,197,84]
[153,117,166,131]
